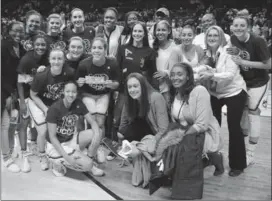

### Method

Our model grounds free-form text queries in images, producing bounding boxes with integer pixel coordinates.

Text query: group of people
[1,4,271,196]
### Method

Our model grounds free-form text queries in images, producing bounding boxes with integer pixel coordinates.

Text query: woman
[228,16,271,166]
[76,37,120,143]
[198,25,248,176]
[153,20,177,107]
[1,21,25,173]
[95,7,124,58]
[46,81,104,177]
[120,11,140,45]
[17,33,50,173]
[45,13,66,51]
[65,36,88,70]
[29,48,75,171]
[22,10,43,51]
[63,8,96,55]
[117,73,169,187]
[169,25,204,70]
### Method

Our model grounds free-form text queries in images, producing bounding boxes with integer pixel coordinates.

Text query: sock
[248,114,260,144]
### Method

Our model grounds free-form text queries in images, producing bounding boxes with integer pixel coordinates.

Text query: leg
[18,116,30,151]
[35,123,49,170]
[225,90,247,175]
[210,95,223,126]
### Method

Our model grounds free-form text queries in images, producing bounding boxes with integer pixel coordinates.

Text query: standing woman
[153,20,177,107]
[17,33,50,172]
[65,36,88,71]
[95,7,124,58]
[169,25,204,69]
[76,37,120,140]
[120,11,141,45]
[63,8,96,55]
[45,13,66,51]
[28,48,75,171]
[229,16,271,165]
[22,10,43,51]
[1,21,25,173]
[198,25,248,176]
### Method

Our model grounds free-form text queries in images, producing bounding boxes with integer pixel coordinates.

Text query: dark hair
[122,11,141,36]
[64,80,79,90]
[152,20,173,56]
[7,21,24,33]
[128,22,149,47]
[169,62,196,104]
[124,73,155,121]
[104,7,118,19]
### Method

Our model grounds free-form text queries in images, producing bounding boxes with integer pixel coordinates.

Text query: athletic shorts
[27,98,46,126]
[82,93,110,115]
[246,83,268,111]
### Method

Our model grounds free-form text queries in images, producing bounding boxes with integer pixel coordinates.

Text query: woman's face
[91,40,106,61]
[9,23,24,43]
[48,17,61,34]
[33,38,47,56]
[104,10,117,29]
[206,28,220,48]
[69,39,84,59]
[127,13,138,29]
[155,22,170,42]
[26,14,41,33]
[170,66,188,89]
[232,18,249,38]
[49,50,65,74]
[71,10,84,28]
[180,27,194,45]
[64,83,77,104]
[132,24,145,43]
[127,77,142,100]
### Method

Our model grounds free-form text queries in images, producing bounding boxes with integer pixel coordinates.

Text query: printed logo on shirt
[21,40,34,51]
[238,48,251,71]
[43,82,64,100]
[86,74,109,91]
[57,114,79,136]
[83,39,91,54]
[125,48,132,57]
[50,41,66,51]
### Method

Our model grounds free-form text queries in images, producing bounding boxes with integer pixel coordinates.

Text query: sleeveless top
[182,50,199,68]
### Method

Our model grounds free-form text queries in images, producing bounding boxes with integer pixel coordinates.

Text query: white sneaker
[106,152,116,161]
[96,146,106,163]
[21,151,32,173]
[52,162,67,177]
[39,153,49,171]
[4,158,21,173]
[89,164,104,177]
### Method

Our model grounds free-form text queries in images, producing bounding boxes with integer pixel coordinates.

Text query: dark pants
[211,90,247,170]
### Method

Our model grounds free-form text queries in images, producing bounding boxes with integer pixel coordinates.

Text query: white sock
[248,114,260,144]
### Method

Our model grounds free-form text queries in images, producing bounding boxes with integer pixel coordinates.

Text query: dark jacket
[149,132,205,200]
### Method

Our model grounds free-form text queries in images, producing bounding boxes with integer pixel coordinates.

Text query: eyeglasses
[10,29,24,34]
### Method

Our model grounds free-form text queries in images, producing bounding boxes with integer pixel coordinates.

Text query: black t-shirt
[231,34,270,88]
[76,57,120,95]
[65,53,89,70]
[46,98,88,143]
[17,51,49,98]
[31,66,75,106]
[45,34,67,51]
[63,26,96,54]
[21,33,36,52]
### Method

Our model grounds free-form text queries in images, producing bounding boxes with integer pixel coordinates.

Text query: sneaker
[21,151,32,173]
[96,146,106,163]
[246,152,255,166]
[52,161,67,177]
[39,153,49,171]
[4,158,21,173]
[89,164,104,177]
[11,149,19,159]
[106,152,116,161]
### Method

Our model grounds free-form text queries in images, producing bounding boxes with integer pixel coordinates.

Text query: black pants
[210,90,247,170]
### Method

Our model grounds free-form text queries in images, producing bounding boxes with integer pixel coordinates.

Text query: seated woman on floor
[117,72,169,188]
[149,63,224,199]
[46,81,104,177]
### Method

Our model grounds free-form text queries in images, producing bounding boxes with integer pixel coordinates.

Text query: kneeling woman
[118,73,169,187]
[46,81,104,177]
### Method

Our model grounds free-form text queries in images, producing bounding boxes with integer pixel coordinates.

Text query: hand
[231,55,245,66]
[77,78,85,87]
[43,107,48,118]
[153,71,167,80]
[25,75,33,84]
[20,102,29,118]
[65,155,83,170]
[226,47,240,55]
[37,65,47,73]
[105,80,114,89]
[199,71,214,81]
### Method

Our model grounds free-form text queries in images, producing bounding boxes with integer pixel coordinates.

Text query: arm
[238,57,271,70]
[119,103,130,132]
[30,90,48,114]
[84,113,102,157]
